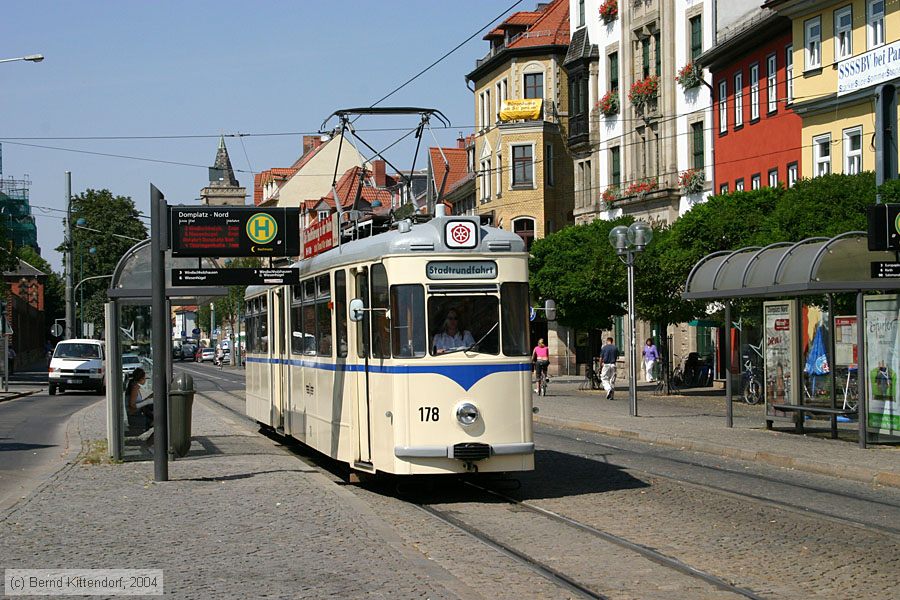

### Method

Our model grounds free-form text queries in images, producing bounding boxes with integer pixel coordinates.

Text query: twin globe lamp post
[608,221,653,417]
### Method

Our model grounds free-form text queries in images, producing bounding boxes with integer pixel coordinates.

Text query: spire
[209,135,239,187]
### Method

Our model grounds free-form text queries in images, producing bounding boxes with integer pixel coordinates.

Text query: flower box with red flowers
[601,187,620,205]
[628,75,659,108]
[678,168,705,194]
[599,0,618,23]
[624,179,658,197]
[676,63,702,89]
[596,89,619,117]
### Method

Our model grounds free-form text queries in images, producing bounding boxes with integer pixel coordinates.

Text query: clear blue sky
[2,0,526,271]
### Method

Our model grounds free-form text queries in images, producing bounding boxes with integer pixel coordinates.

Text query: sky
[1,0,527,272]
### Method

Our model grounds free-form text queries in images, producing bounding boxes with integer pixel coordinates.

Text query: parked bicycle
[580,357,602,391]
[655,354,681,395]
[741,357,763,405]
[839,366,859,412]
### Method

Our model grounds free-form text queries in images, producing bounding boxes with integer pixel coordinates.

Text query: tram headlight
[456,402,479,426]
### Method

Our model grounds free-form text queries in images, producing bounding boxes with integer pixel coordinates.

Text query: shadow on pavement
[0,441,57,452]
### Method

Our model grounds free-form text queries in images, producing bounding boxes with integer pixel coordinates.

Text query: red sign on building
[303,218,336,259]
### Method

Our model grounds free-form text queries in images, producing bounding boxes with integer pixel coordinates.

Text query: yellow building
[465,0,574,250]
[767,0,899,177]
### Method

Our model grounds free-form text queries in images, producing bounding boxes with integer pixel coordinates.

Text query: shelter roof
[683,232,900,299]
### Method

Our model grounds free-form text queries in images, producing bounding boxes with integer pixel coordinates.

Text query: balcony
[567,113,589,147]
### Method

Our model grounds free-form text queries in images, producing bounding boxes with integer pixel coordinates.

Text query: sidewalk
[0,375,45,403]
[0,393,474,599]
[535,376,900,489]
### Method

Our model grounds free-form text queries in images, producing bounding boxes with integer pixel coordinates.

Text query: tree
[57,189,148,334]
[529,217,631,331]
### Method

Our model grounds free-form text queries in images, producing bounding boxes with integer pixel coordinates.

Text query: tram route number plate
[172,268,300,286]
[871,261,900,278]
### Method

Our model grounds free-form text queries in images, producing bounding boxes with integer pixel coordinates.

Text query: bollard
[169,372,195,458]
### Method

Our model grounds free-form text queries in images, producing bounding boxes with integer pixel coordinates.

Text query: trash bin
[169,372,194,458]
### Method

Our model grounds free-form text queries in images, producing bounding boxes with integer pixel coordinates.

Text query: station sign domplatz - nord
[170,206,300,257]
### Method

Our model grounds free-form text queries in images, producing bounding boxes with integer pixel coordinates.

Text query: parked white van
[48,339,106,395]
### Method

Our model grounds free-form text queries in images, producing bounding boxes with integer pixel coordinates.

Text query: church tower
[199,136,247,206]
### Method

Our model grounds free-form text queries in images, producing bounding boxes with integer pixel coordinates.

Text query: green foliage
[56,189,148,333]
[529,172,886,334]
[530,217,630,331]
[768,172,873,240]
[17,246,65,325]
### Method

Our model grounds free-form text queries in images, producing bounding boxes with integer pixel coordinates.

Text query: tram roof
[246,216,526,296]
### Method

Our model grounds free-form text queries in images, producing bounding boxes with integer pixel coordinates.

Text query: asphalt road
[0,389,102,511]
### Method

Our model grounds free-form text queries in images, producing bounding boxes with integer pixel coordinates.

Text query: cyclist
[532,338,550,394]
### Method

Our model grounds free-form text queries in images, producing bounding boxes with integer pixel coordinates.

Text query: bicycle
[580,357,602,391]
[654,354,681,395]
[840,366,859,412]
[534,360,550,396]
[741,359,763,404]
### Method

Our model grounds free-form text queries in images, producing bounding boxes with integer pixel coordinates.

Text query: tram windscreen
[428,296,500,355]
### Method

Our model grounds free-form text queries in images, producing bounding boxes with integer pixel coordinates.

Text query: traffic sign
[169,206,300,257]
[192,328,201,336]
[50,323,63,337]
[172,268,301,286]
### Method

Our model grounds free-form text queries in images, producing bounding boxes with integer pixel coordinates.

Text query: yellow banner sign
[499,98,543,121]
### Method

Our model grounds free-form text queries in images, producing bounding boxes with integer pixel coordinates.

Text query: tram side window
[335,270,348,358]
[244,301,256,353]
[391,285,425,357]
[316,274,332,357]
[501,282,530,356]
[371,264,391,359]
[290,291,304,355]
[299,279,316,355]
[258,297,269,354]
[355,269,369,359]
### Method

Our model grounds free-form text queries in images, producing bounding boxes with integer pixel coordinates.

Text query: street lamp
[0,54,44,64]
[608,221,653,417]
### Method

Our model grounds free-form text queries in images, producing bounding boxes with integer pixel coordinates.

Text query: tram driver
[432,309,475,354]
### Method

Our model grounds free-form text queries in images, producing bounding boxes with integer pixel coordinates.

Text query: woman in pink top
[532,338,550,385]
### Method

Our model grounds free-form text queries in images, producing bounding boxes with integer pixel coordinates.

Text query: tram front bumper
[394,442,534,461]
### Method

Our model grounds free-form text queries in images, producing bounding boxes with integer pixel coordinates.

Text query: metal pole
[725,302,733,428]
[105,302,123,461]
[627,252,637,417]
[2,334,8,392]
[65,172,74,339]
[856,292,867,449]
[210,302,216,348]
[150,184,169,481]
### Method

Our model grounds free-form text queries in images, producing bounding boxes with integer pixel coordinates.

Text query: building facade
[467,0,576,374]
[766,0,898,178]
[567,0,714,228]
[699,6,802,192]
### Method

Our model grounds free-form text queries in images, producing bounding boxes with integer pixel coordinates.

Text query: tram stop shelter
[683,231,900,448]
[104,238,224,460]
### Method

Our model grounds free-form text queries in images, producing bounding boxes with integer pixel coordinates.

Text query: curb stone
[534,414,900,491]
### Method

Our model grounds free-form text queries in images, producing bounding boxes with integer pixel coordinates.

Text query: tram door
[273,288,289,431]
[354,268,372,464]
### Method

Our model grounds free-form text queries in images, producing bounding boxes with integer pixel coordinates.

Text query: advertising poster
[834,316,858,367]
[764,301,795,418]
[863,296,900,436]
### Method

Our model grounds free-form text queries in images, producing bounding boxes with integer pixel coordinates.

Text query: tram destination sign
[170,206,300,257]
[871,262,900,279]
[172,268,301,286]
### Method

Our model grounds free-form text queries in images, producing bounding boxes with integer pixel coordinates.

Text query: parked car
[198,347,215,362]
[180,344,197,361]
[122,354,142,377]
[48,339,106,396]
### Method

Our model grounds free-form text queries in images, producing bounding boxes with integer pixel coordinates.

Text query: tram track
[536,427,900,538]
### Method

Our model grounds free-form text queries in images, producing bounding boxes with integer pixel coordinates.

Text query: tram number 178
[418,407,440,422]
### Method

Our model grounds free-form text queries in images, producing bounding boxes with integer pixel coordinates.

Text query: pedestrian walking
[642,338,659,382]
[599,336,618,400]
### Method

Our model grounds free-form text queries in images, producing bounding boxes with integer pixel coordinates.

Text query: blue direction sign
[192,328,201,336]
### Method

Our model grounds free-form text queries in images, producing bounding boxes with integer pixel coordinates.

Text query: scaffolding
[0,175,40,254]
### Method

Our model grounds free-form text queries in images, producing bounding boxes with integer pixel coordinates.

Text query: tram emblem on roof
[445,220,477,249]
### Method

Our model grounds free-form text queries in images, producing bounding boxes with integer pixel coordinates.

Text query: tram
[244,208,536,475]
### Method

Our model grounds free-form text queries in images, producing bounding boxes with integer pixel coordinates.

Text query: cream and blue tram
[244,214,535,475]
